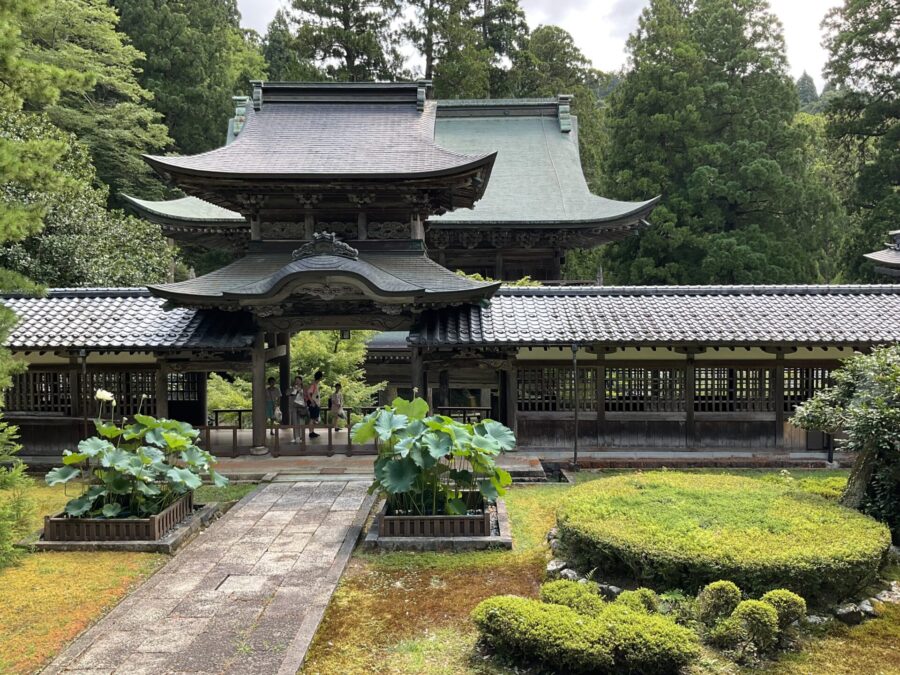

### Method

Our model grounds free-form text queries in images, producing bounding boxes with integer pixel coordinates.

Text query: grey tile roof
[122,195,246,223]
[149,244,499,305]
[0,289,256,352]
[409,285,900,348]
[865,248,900,267]
[144,101,494,179]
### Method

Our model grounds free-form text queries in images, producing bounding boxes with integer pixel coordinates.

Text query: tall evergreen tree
[111,0,267,154]
[600,0,838,284]
[823,0,899,280]
[20,0,172,203]
[476,0,529,96]
[263,9,323,81]
[796,71,819,109]
[289,0,402,81]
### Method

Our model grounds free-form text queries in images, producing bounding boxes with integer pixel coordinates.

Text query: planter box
[378,499,491,537]
[43,492,194,542]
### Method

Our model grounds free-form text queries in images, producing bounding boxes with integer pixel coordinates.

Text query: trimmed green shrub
[540,580,606,616]
[471,595,701,674]
[730,600,780,653]
[556,472,891,603]
[697,580,742,626]
[761,589,807,629]
[615,587,660,613]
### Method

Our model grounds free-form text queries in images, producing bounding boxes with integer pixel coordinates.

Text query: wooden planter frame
[43,491,194,542]
[378,495,491,537]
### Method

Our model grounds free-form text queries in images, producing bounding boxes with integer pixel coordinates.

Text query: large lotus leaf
[144,427,166,448]
[422,431,453,459]
[448,469,475,487]
[449,424,473,449]
[138,446,166,464]
[405,419,427,439]
[102,472,134,495]
[208,468,229,488]
[161,418,198,438]
[85,485,108,500]
[62,451,88,465]
[374,455,392,482]
[408,445,437,469]
[163,431,191,451]
[100,448,131,470]
[478,478,500,502]
[166,467,203,490]
[46,465,81,485]
[391,397,430,420]
[136,481,161,496]
[121,423,146,441]
[132,413,159,428]
[491,468,513,492]
[101,503,123,518]
[95,422,124,440]
[351,417,378,444]
[374,411,409,441]
[470,432,501,455]
[180,446,207,467]
[78,437,114,458]
[382,457,418,494]
[64,494,94,517]
[475,420,516,452]
[445,498,469,515]
[394,435,415,458]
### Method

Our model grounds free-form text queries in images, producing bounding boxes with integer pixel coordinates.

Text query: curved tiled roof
[0,289,256,352]
[122,195,246,223]
[410,285,900,348]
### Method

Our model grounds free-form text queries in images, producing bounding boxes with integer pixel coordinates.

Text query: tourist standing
[330,382,345,432]
[265,377,281,436]
[306,370,323,439]
[289,375,308,442]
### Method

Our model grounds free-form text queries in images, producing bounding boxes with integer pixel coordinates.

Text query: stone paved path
[45,481,374,675]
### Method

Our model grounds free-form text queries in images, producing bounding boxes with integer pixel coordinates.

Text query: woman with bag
[289,375,308,443]
[306,370,323,439]
[265,377,281,437]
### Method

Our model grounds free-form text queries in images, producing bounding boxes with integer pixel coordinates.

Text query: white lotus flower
[95,389,114,402]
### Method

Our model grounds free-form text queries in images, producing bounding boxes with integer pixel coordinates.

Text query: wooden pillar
[685,355,696,448]
[279,331,291,417]
[250,332,268,453]
[411,347,424,398]
[437,369,450,409]
[503,364,517,434]
[155,360,169,419]
[596,351,606,448]
[479,388,491,409]
[774,351,785,447]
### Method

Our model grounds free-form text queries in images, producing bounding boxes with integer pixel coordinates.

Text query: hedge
[556,472,890,603]
[471,595,700,674]
[540,579,607,616]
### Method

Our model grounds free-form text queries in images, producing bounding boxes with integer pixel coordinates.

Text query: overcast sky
[237,0,839,90]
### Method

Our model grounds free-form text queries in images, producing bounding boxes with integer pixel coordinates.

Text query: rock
[546,527,559,542]
[834,603,864,625]
[549,539,561,552]
[859,599,879,618]
[560,568,580,581]
[890,580,900,593]
[598,584,623,599]
[874,589,900,604]
[577,578,589,584]
[805,614,831,625]
[546,559,567,576]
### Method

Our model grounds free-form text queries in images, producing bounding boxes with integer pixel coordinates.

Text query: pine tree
[263,9,323,81]
[823,0,899,281]
[111,0,267,154]
[475,0,529,96]
[796,71,819,109]
[599,0,839,285]
[20,0,173,203]
[289,0,403,81]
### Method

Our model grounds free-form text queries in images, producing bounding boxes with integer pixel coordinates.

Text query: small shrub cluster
[472,582,700,674]
[0,418,34,568]
[697,580,807,662]
[556,472,890,603]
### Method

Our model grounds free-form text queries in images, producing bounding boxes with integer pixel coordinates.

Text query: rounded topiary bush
[556,472,891,603]
[471,595,700,674]
[615,587,660,613]
[729,600,780,652]
[540,580,606,616]
[697,580,743,626]
[761,589,807,629]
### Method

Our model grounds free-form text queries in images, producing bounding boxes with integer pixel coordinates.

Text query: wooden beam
[265,344,287,360]
[250,333,268,452]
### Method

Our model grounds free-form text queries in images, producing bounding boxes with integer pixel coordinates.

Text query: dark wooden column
[250,332,268,453]
[596,351,606,448]
[437,369,450,409]
[685,354,696,448]
[773,351,785,447]
[504,364,517,434]
[155,360,169,419]
[411,347,425,398]
[279,332,291,417]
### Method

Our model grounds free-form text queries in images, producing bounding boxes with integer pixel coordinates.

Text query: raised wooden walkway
[43,480,374,675]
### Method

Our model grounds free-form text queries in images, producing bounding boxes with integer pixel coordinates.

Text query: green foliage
[289,0,404,81]
[792,346,900,537]
[0,419,34,568]
[111,0,267,154]
[727,599,780,653]
[206,374,252,427]
[599,0,843,285]
[453,270,541,286]
[352,396,515,514]
[796,71,820,110]
[696,580,742,627]
[761,588,807,630]
[45,394,227,518]
[262,9,323,81]
[823,0,899,282]
[556,472,891,603]
[615,587,660,614]
[539,579,606,617]
[19,0,172,202]
[471,594,701,674]
[0,112,173,286]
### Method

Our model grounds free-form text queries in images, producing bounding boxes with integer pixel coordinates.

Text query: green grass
[195,481,257,504]
[301,468,900,675]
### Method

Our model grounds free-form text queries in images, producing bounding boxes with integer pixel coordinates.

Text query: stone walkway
[45,480,374,675]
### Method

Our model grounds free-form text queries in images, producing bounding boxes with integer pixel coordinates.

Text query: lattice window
[783,367,832,413]
[167,372,202,402]
[694,367,772,412]
[517,367,596,412]
[605,367,685,412]
[87,371,157,417]
[6,370,73,415]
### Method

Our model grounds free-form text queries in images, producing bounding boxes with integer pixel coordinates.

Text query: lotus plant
[352,396,516,515]
[45,389,227,518]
